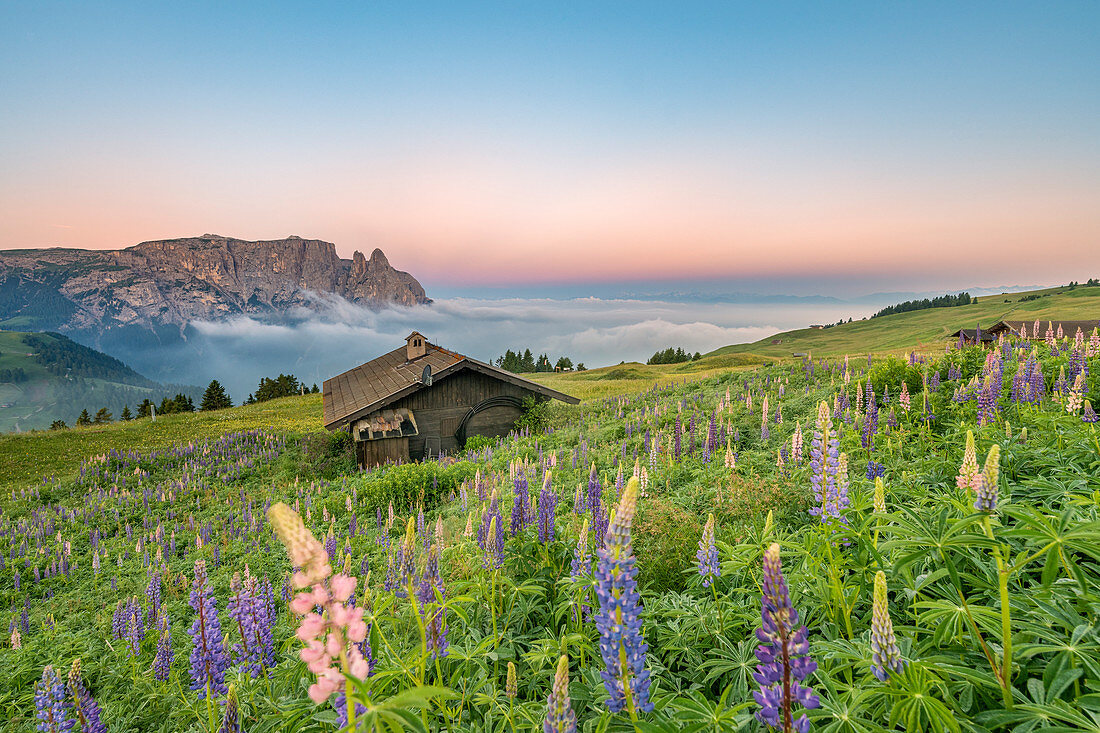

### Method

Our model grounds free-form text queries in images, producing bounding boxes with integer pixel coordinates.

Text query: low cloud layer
[178,295,867,400]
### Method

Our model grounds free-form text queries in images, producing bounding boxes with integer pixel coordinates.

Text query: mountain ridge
[0,234,430,337]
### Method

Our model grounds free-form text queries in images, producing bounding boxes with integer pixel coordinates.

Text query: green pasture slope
[709,284,1100,358]
[0,393,323,492]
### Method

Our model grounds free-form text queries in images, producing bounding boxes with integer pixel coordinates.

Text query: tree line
[871,292,974,319]
[50,373,320,430]
[646,347,702,365]
[494,349,584,373]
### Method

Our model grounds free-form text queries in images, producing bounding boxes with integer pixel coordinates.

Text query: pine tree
[200,380,233,411]
[93,407,112,424]
[311,384,320,394]
[137,399,154,418]
[49,419,67,430]
[76,409,92,426]
[120,405,133,421]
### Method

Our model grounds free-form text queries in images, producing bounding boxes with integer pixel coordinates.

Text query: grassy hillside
[0,330,201,432]
[0,392,322,491]
[708,284,1100,358]
[526,351,774,400]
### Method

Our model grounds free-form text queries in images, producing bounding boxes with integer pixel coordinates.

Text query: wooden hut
[322,332,579,467]
[950,319,1099,344]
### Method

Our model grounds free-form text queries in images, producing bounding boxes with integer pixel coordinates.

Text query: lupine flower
[271,504,369,706]
[187,559,230,699]
[67,659,106,733]
[870,571,904,681]
[418,547,449,660]
[11,627,21,649]
[873,477,886,514]
[956,430,981,495]
[696,514,720,588]
[154,615,173,681]
[974,445,1001,513]
[899,382,910,411]
[809,401,841,522]
[506,661,518,699]
[1084,401,1098,423]
[218,684,240,733]
[594,477,653,714]
[544,654,577,733]
[571,518,591,579]
[35,666,74,732]
[538,472,558,543]
[753,543,818,732]
[511,472,531,535]
[790,422,803,463]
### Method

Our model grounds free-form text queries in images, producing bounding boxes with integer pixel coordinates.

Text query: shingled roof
[322,338,579,430]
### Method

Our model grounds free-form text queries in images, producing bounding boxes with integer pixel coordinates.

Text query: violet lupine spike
[417,547,449,660]
[511,472,531,535]
[809,400,841,522]
[753,543,819,732]
[696,514,720,588]
[154,615,174,681]
[594,478,653,715]
[538,472,558,544]
[544,654,578,733]
[35,666,74,733]
[218,685,240,733]
[870,571,904,681]
[67,660,106,733]
[187,559,230,699]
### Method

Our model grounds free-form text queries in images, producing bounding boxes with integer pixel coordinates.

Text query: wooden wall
[356,436,409,468]
[359,368,532,461]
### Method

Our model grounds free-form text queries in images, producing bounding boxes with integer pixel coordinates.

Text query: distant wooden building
[950,319,1099,344]
[322,332,579,467]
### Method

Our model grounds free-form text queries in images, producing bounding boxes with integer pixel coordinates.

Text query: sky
[1,1,1098,294]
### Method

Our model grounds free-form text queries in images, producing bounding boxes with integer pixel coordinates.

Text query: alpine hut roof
[322,337,580,430]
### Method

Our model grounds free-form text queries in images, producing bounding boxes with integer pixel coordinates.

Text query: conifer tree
[201,380,233,411]
[76,409,92,426]
[120,405,133,421]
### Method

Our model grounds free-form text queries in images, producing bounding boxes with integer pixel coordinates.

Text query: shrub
[515,396,551,433]
[301,430,355,479]
[869,357,923,398]
[353,460,477,511]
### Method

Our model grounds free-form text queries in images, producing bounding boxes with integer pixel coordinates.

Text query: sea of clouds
[176,293,871,400]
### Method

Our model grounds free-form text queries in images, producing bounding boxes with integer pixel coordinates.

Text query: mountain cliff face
[0,235,430,336]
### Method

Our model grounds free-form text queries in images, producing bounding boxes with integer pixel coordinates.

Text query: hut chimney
[405,331,427,361]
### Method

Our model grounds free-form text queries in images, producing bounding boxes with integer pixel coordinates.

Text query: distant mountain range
[0,234,431,381]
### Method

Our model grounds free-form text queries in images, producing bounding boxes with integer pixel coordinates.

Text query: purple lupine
[538,473,558,543]
[146,573,162,627]
[187,559,230,698]
[154,615,174,681]
[126,607,144,658]
[1083,401,1098,423]
[809,401,841,521]
[67,662,106,733]
[753,543,819,732]
[696,514,720,587]
[417,547,449,659]
[479,490,505,569]
[594,478,653,714]
[227,571,268,677]
[511,472,531,536]
[35,666,74,732]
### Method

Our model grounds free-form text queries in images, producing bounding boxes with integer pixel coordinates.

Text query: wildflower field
[3,324,1100,732]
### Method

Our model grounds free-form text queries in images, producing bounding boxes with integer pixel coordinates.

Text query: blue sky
[2,1,1098,291]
